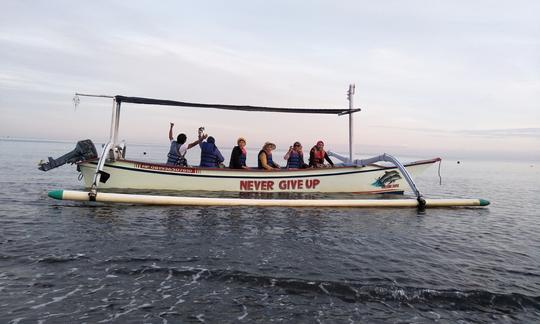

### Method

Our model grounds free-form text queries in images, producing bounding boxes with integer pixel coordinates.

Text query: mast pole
[347,84,355,162]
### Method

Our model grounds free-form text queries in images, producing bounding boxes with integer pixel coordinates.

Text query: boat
[75,156,440,194]
[39,85,489,208]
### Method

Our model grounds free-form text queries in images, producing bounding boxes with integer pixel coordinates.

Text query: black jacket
[229,146,246,169]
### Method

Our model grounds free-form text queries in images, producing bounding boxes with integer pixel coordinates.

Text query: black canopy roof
[114,95,360,115]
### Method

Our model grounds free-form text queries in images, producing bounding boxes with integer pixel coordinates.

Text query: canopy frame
[75,87,361,197]
[112,95,361,115]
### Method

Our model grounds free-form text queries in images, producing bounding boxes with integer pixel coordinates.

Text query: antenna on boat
[347,84,355,162]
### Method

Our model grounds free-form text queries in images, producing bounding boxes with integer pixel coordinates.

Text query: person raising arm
[166,123,203,166]
[199,135,224,168]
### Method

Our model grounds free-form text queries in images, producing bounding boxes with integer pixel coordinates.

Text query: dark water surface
[1,140,539,323]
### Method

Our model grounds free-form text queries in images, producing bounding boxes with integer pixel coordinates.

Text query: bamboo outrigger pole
[48,190,490,208]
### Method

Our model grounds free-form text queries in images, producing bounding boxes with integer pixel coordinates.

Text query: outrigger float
[40,85,489,208]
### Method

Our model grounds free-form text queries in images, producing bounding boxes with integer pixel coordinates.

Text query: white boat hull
[78,158,440,194]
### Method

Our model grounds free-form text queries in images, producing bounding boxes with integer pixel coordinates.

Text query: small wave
[36,253,88,264]
[100,256,200,264]
[32,282,55,288]
[107,265,540,311]
[31,286,82,309]
[8,318,25,324]
[0,254,14,260]
[110,266,207,279]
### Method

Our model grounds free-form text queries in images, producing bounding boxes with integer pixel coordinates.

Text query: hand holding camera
[198,126,207,140]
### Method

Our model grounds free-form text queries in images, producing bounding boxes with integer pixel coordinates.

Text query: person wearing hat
[309,140,334,168]
[167,122,205,166]
[229,137,248,169]
[258,142,280,170]
[199,133,225,168]
[284,141,308,169]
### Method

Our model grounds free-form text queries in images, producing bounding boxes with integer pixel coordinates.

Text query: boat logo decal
[372,171,401,188]
[133,162,200,174]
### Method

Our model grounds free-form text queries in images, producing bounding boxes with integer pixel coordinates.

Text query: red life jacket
[312,147,326,164]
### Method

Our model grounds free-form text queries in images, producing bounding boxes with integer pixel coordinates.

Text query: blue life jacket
[257,150,274,169]
[239,152,246,166]
[200,143,220,167]
[287,151,302,168]
[166,141,187,166]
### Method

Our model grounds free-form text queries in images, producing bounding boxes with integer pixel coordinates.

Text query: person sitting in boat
[284,141,308,169]
[167,122,204,166]
[309,140,334,168]
[229,137,248,169]
[199,135,225,168]
[258,142,280,170]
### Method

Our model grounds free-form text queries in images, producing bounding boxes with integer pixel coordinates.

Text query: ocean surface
[1,139,539,323]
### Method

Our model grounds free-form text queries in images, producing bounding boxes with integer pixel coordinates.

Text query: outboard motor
[38,139,98,171]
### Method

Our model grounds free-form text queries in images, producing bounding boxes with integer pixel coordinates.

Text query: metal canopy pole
[113,101,121,147]
[347,84,355,162]
[90,98,119,199]
[109,98,117,143]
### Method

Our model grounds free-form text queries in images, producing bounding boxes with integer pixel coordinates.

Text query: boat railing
[89,141,115,199]
[328,151,425,206]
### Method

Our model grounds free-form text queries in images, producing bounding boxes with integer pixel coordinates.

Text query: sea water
[0,139,539,322]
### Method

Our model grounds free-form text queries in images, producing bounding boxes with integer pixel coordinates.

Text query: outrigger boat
[40,85,489,208]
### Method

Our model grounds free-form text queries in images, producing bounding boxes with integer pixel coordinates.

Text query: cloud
[0,0,539,161]
[460,128,540,138]
[371,125,540,139]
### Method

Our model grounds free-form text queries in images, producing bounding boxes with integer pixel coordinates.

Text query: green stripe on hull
[48,190,64,200]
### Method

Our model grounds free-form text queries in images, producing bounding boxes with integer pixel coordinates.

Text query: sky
[1,0,539,161]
